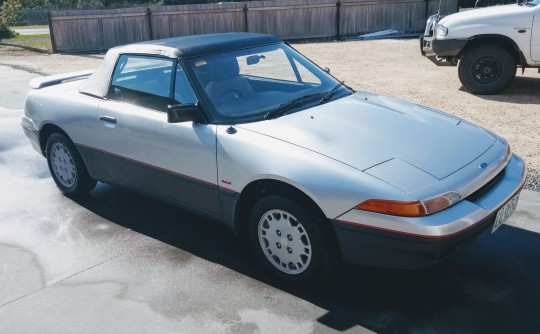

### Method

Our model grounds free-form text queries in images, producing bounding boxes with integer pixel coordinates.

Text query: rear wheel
[46,133,96,196]
[249,195,336,282]
[458,45,516,95]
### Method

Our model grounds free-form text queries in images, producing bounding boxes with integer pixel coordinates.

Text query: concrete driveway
[1,65,539,334]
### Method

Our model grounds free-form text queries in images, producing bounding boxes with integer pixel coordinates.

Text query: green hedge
[0,22,17,38]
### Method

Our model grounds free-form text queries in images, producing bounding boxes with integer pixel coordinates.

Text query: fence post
[336,0,341,40]
[47,11,57,53]
[243,4,248,33]
[98,18,105,50]
[146,7,154,40]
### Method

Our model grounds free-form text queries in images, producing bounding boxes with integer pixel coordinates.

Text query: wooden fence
[49,0,458,53]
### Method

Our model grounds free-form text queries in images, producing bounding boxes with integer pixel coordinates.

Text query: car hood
[440,4,534,28]
[239,92,496,183]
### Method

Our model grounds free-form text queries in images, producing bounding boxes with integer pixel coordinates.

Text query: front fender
[216,125,408,219]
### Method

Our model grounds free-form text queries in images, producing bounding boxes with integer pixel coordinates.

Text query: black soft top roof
[116,32,282,58]
[79,33,282,98]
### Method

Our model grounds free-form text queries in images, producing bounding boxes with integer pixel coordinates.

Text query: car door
[533,4,540,61]
[95,54,222,216]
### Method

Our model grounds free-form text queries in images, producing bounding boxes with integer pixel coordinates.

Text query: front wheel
[458,45,516,95]
[46,133,96,196]
[249,195,336,282]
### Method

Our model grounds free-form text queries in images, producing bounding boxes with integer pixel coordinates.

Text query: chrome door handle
[99,116,117,123]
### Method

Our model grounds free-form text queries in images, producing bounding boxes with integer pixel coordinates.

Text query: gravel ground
[525,169,540,192]
[1,39,538,190]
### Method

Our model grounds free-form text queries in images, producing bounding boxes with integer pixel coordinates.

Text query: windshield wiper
[264,93,324,120]
[318,81,345,105]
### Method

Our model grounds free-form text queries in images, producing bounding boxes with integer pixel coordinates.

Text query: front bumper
[420,36,468,66]
[332,153,527,269]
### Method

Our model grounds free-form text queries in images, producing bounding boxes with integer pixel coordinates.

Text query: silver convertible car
[22,33,526,282]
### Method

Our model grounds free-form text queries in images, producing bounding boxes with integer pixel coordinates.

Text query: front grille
[466,168,506,202]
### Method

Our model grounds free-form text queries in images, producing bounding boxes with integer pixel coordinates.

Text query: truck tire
[458,45,516,95]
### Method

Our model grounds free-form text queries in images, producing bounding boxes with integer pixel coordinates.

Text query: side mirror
[167,104,200,123]
[323,67,331,74]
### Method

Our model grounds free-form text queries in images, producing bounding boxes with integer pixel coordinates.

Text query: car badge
[479,163,488,169]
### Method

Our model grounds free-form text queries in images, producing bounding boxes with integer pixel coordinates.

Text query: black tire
[458,45,516,95]
[45,133,96,196]
[248,195,336,282]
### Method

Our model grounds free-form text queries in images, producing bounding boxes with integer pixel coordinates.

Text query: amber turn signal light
[355,200,427,217]
[355,192,463,217]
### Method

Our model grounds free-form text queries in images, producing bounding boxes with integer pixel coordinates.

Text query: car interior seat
[205,57,254,106]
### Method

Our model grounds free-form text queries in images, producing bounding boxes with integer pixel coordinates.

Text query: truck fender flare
[464,35,526,67]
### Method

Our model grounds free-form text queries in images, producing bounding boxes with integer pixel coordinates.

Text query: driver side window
[109,55,174,111]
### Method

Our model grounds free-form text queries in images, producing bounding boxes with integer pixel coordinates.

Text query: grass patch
[8,34,50,40]
[0,33,52,52]
[23,40,52,49]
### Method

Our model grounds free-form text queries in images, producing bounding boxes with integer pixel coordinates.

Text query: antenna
[438,0,442,15]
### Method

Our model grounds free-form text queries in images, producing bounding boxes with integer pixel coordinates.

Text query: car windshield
[523,0,540,5]
[183,43,352,123]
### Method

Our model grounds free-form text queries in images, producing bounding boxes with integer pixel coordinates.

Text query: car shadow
[74,183,540,334]
[459,75,540,105]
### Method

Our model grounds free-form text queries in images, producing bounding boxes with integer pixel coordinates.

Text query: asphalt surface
[11,28,50,36]
[1,65,540,333]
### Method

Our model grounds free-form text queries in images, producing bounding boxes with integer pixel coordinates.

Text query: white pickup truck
[421,1,540,94]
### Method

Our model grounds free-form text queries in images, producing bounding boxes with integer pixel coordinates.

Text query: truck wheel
[46,133,96,196]
[458,45,516,95]
[249,195,336,282]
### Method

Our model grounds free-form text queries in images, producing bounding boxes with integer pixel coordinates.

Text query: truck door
[532,5,540,61]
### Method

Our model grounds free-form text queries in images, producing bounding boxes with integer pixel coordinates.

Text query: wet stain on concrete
[238,308,314,333]
[0,244,45,306]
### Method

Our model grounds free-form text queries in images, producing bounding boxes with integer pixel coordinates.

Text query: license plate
[492,193,520,233]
